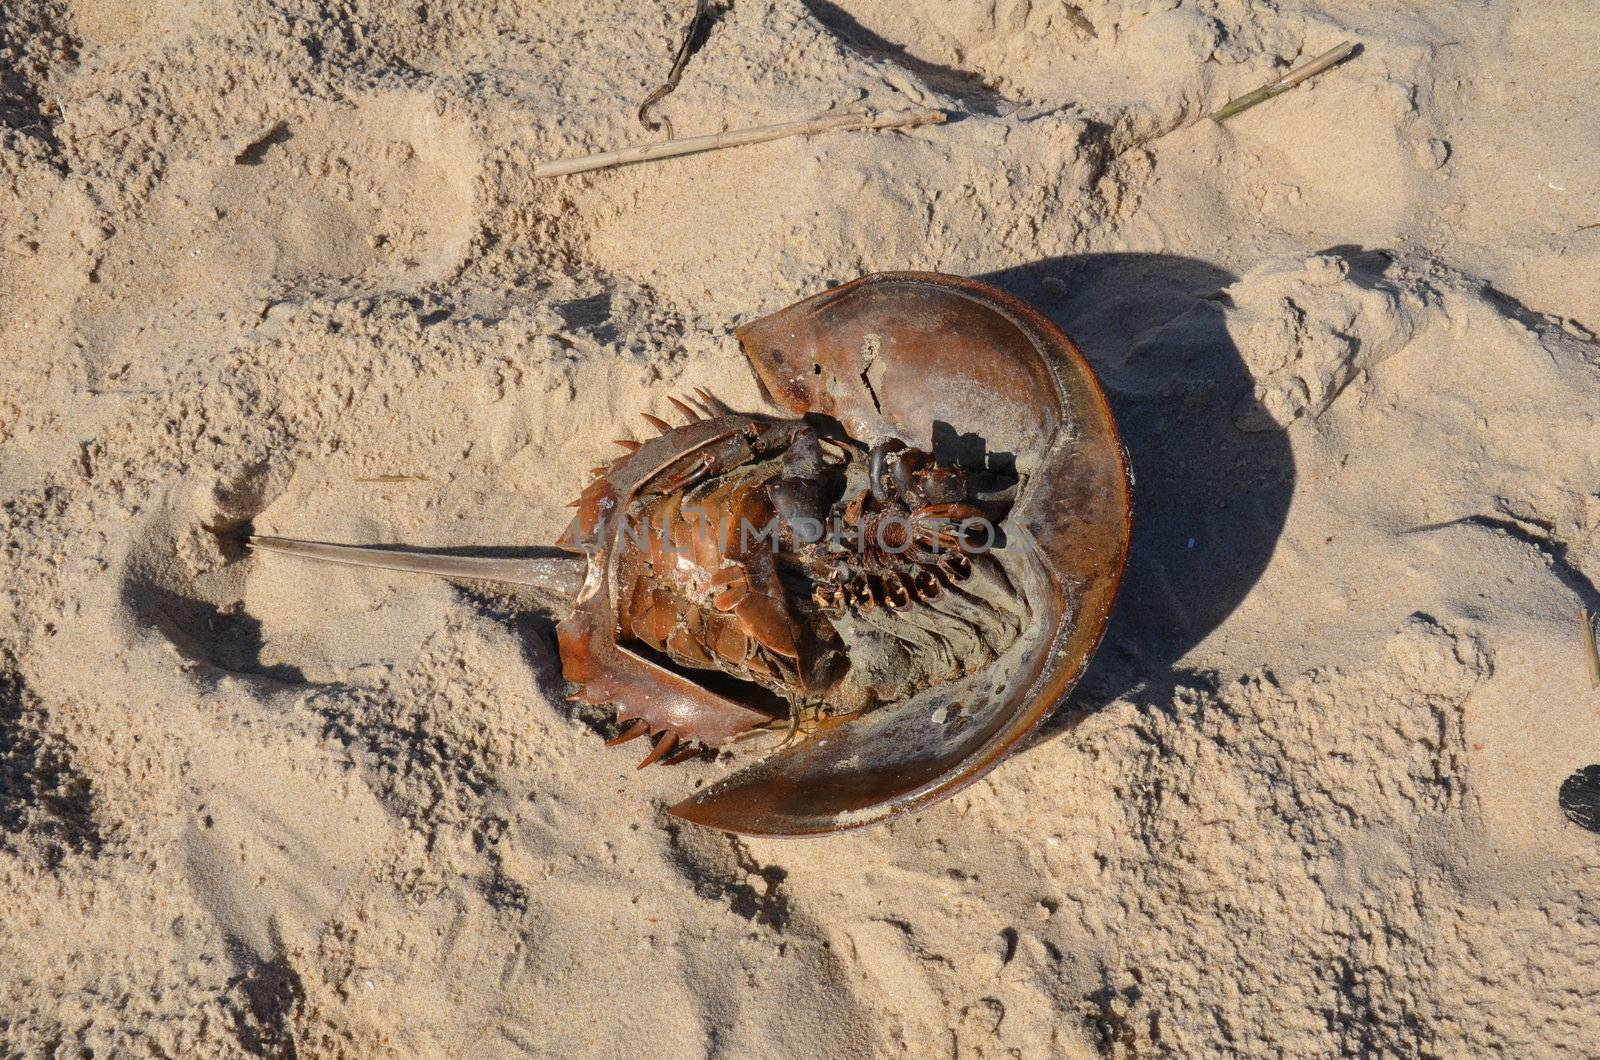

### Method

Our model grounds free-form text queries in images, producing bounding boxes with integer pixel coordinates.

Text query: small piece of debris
[1559,765,1600,833]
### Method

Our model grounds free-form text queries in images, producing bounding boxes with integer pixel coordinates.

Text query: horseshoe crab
[248,273,1131,835]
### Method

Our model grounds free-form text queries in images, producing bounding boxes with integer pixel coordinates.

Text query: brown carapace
[248,273,1132,835]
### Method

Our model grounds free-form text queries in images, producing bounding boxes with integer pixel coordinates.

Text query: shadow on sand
[979,253,1296,735]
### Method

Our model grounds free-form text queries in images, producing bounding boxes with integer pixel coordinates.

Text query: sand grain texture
[3,0,1599,1056]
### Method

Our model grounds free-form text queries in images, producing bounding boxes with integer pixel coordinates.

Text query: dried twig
[638,0,719,139]
[1210,41,1358,123]
[531,107,946,179]
[1583,609,1600,689]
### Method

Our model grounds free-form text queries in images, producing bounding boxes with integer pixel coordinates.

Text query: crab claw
[909,503,989,553]
[938,551,973,582]
[845,576,876,612]
[881,573,912,611]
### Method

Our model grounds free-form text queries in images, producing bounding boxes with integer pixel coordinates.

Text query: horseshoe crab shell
[667,272,1132,835]
[248,272,1129,837]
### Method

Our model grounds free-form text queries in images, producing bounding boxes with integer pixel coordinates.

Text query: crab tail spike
[668,395,700,422]
[637,731,680,769]
[246,535,587,602]
[606,719,651,746]
[614,438,642,453]
[641,412,673,433]
[589,466,608,478]
[695,387,733,415]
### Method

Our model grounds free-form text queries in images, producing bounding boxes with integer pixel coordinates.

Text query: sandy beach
[3,0,1599,1054]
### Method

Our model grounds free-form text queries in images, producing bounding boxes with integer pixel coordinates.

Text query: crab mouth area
[610,424,1028,732]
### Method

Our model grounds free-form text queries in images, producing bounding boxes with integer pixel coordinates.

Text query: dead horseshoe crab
[248,273,1131,835]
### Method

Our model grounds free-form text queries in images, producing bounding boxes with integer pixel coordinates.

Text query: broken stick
[530,107,946,179]
[1210,41,1358,123]
[638,0,718,138]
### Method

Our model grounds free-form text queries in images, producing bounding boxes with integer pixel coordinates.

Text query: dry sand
[4,0,1600,1055]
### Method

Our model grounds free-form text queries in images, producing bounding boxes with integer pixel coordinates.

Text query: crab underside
[250,273,1131,836]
